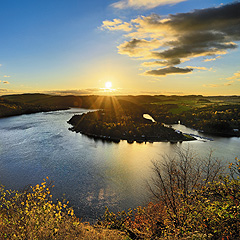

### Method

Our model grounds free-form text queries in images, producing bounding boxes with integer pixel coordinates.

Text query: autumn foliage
[0,154,240,239]
[99,154,240,239]
[0,178,124,240]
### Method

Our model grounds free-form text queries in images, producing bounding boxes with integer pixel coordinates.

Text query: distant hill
[0,95,69,118]
[0,94,145,118]
[0,93,210,109]
[1,93,239,120]
[1,94,145,112]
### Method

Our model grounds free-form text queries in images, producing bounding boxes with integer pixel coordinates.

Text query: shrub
[148,147,223,231]
[99,203,167,239]
[99,148,232,239]
[184,175,240,239]
[0,178,125,239]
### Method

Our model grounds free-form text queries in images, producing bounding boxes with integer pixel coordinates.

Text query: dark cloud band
[144,66,193,76]
[104,2,240,76]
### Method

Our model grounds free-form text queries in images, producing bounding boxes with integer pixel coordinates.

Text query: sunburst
[105,81,112,89]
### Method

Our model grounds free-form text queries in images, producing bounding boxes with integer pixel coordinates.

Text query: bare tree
[229,157,240,179]
[148,146,223,227]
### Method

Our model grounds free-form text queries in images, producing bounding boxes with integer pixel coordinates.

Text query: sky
[0,0,240,96]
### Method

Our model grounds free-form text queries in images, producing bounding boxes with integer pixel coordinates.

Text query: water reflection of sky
[0,109,239,221]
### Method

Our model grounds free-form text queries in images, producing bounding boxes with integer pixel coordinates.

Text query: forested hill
[0,96,69,118]
[1,94,240,137]
[1,93,145,110]
[0,94,147,118]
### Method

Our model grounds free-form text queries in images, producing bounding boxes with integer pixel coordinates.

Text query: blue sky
[0,0,239,95]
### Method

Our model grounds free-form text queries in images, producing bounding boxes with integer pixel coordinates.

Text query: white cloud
[3,75,10,78]
[112,0,187,9]
[185,66,208,71]
[226,71,240,81]
[101,19,132,31]
[204,56,222,62]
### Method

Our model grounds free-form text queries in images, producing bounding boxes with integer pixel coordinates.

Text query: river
[0,108,239,221]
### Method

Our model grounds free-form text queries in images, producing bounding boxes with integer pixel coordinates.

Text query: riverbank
[68,127,195,143]
[179,121,240,138]
[0,96,69,118]
[0,105,69,118]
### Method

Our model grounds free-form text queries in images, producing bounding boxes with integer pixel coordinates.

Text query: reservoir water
[0,108,240,221]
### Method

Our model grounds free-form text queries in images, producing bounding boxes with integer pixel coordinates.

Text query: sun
[105,81,112,89]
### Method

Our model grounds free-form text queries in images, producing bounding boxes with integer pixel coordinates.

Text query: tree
[186,173,240,239]
[148,146,223,230]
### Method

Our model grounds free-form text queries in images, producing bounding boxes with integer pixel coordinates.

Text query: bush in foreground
[99,153,240,239]
[0,178,125,240]
[1,154,240,239]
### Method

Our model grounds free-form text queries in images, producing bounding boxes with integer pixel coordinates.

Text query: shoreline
[179,122,240,138]
[0,107,70,119]
[68,127,195,143]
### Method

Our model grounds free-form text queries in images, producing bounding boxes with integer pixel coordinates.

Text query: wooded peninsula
[1,94,240,141]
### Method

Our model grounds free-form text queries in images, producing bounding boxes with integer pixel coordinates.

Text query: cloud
[164,91,184,94]
[204,56,222,62]
[103,2,240,77]
[150,31,237,60]
[226,71,240,81]
[101,19,132,31]
[144,66,193,76]
[140,90,164,94]
[3,75,10,78]
[46,89,101,95]
[203,84,219,88]
[142,58,181,66]
[111,0,187,9]
[140,90,184,94]
[224,80,234,86]
[185,66,209,71]
[3,81,9,84]
[45,88,126,96]
[203,80,236,88]
[118,38,162,58]
[0,88,8,92]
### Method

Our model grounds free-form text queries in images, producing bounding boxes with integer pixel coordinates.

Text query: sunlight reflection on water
[0,109,239,221]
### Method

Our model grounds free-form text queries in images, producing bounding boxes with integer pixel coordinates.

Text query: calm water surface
[0,109,239,221]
